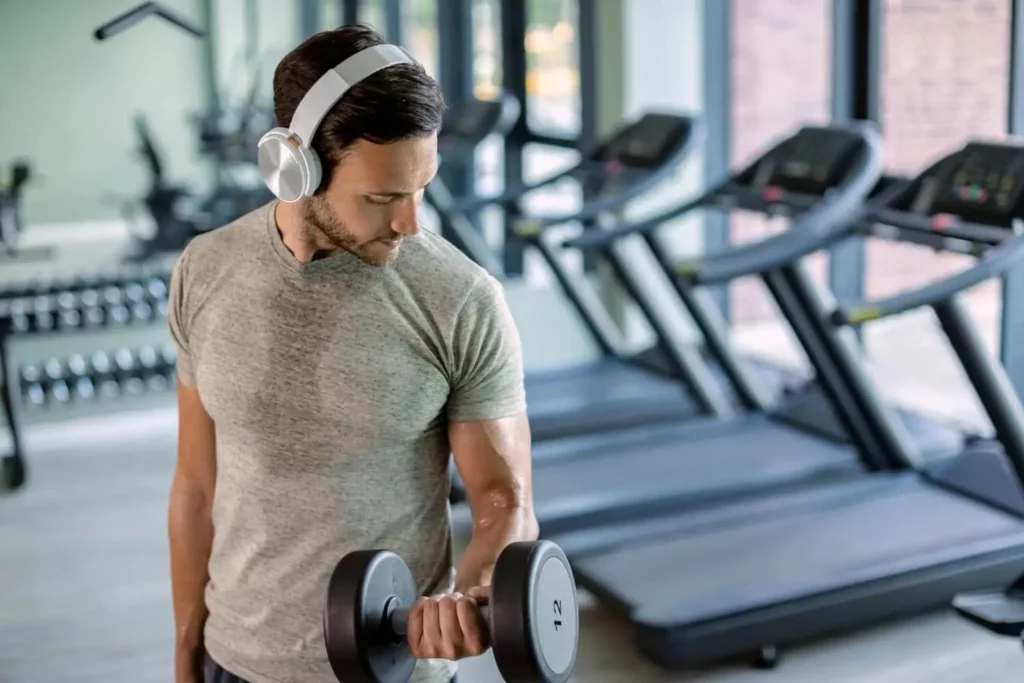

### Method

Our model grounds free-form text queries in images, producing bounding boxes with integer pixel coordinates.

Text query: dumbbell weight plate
[74,376,95,400]
[51,380,70,403]
[490,541,579,683]
[324,550,418,683]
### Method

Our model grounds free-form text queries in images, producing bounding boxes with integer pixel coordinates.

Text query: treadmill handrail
[558,181,729,250]
[424,178,505,277]
[833,235,1024,326]
[674,179,908,286]
[508,116,706,240]
[679,120,886,286]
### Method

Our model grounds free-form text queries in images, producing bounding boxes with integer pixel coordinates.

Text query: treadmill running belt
[454,418,858,534]
[564,474,1024,665]
[525,359,687,409]
[525,360,695,440]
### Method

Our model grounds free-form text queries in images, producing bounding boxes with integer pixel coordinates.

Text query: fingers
[406,597,427,657]
[457,596,490,655]
[437,595,465,660]
[406,592,490,661]
[420,597,444,659]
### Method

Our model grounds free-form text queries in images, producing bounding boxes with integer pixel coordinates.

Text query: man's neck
[274,200,324,263]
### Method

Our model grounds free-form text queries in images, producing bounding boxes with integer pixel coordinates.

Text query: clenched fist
[406,586,491,661]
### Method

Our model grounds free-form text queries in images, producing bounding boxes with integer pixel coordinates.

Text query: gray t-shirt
[168,202,526,683]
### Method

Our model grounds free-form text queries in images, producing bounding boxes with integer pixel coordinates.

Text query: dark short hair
[272,25,445,191]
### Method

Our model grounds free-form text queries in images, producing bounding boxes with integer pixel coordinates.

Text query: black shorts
[203,652,458,683]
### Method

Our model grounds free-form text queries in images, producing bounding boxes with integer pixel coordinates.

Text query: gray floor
[2,409,1023,683]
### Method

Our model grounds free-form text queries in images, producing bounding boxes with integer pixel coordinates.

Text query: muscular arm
[450,414,538,591]
[446,275,535,592]
[169,380,216,682]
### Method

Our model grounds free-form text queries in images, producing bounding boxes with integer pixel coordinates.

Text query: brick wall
[730,0,1010,325]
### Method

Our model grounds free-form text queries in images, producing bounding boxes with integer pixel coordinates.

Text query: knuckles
[408,593,489,660]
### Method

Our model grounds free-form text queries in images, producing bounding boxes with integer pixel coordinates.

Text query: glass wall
[729,0,833,367]
[863,0,1011,424]
[402,0,440,76]
[525,0,581,136]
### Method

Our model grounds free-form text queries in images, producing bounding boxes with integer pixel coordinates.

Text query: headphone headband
[258,43,418,202]
[289,43,415,147]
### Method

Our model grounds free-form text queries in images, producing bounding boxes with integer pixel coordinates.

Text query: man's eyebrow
[366,169,440,197]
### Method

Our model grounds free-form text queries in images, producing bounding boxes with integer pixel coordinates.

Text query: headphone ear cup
[258,128,309,202]
[301,147,323,197]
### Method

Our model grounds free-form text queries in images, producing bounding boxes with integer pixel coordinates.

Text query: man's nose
[390,197,420,235]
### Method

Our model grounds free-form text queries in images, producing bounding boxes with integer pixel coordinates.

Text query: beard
[302,196,402,267]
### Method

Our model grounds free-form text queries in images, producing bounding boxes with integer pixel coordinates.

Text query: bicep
[175,379,216,498]
[449,413,532,513]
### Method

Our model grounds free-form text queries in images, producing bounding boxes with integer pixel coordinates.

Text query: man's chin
[357,240,402,266]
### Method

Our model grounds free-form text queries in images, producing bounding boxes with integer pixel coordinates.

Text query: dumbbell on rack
[20,343,177,407]
[0,278,169,335]
[0,261,172,301]
[325,540,579,683]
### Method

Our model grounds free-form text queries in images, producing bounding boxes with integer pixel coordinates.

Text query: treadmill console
[741,127,863,197]
[918,143,1024,226]
[868,141,1024,252]
[438,94,520,155]
[717,126,868,217]
[591,113,693,170]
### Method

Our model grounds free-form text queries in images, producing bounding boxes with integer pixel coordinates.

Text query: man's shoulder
[397,229,498,304]
[177,203,271,279]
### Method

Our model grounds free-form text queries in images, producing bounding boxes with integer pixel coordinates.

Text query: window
[317,0,342,29]
[864,0,1010,425]
[729,0,833,370]
[473,0,503,100]
[525,0,581,135]
[402,0,439,77]
[472,0,505,198]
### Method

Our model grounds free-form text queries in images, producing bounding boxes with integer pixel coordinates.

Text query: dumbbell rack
[21,343,177,407]
[0,266,174,493]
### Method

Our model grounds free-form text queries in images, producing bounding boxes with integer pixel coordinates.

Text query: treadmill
[453,123,961,534]
[427,110,753,444]
[546,137,1024,669]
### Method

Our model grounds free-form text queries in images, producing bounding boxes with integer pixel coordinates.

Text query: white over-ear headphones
[257,43,416,203]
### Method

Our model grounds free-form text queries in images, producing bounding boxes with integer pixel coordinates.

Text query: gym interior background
[4,0,1024,681]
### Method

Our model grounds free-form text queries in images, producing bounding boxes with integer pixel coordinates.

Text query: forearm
[168,475,214,655]
[455,499,539,592]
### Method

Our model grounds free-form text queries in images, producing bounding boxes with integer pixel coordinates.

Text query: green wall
[0,0,212,226]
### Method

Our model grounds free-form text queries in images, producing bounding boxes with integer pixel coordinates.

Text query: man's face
[303,134,438,266]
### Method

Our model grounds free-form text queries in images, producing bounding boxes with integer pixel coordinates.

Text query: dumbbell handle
[387,599,490,638]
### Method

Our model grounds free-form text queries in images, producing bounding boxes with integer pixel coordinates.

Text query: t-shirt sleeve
[447,274,527,423]
[167,248,196,387]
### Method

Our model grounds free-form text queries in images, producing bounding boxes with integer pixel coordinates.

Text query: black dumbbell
[89,351,121,398]
[324,540,579,683]
[20,364,45,406]
[65,353,95,400]
[112,348,146,394]
[32,296,55,332]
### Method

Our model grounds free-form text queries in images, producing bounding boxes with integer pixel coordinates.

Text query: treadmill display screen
[594,114,691,169]
[441,101,501,142]
[925,142,1024,226]
[754,127,863,196]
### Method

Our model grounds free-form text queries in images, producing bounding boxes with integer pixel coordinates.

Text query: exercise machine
[546,136,1024,669]
[456,122,894,531]
[425,92,521,275]
[432,110,724,448]
[0,159,52,262]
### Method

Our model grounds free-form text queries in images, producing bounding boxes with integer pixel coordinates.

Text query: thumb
[466,585,491,603]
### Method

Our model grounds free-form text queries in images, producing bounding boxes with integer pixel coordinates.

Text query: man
[167,25,538,683]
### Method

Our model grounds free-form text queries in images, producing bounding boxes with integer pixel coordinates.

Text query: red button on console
[932,213,957,231]
[763,186,783,202]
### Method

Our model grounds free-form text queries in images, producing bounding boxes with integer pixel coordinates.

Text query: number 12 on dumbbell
[324,540,579,683]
